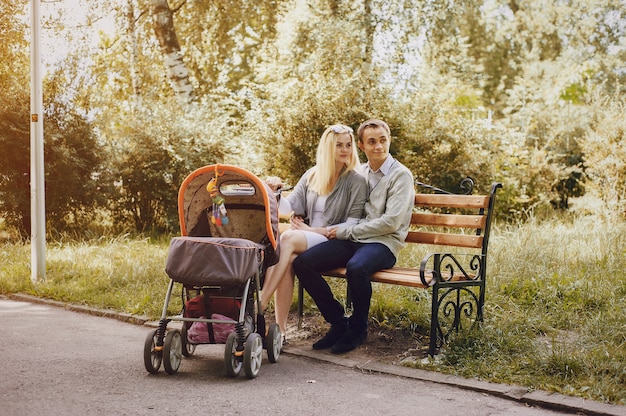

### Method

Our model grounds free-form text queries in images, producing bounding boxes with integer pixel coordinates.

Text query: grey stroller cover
[165,236,265,286]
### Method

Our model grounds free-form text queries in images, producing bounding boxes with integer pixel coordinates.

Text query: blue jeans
[293,240,396,331]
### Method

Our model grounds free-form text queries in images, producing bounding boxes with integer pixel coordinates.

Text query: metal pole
[30,0,46,282]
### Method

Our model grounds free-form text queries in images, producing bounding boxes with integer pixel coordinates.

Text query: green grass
[404,216,626,406]
[1,217,625,405]
[0,235,179,317]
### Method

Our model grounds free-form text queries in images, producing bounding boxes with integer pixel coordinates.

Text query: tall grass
[399,216,626,406]
[0,218,624,405]
[0,235,177,317]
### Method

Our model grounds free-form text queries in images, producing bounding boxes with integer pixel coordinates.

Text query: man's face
[358,126,390,169]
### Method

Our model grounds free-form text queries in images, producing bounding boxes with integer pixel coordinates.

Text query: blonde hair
[308,125,359,195]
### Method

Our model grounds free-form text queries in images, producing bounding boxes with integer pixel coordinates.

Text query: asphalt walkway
[5,293,625,416]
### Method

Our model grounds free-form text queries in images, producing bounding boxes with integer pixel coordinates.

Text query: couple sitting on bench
[261,119,415,354]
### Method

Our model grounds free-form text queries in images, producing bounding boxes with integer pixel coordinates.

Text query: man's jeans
[293,239,396,331]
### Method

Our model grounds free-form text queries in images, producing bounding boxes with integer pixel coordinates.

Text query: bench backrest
[408,182,502,257]
[279,182,502,253]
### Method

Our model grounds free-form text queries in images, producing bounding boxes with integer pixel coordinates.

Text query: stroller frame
[143,164,282,379]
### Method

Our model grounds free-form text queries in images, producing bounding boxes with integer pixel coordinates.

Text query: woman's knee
[279,229,294,242]
[280,230,301,247]
[280,230,309,254]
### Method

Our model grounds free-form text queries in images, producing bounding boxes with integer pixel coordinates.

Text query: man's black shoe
[312,321,347,350]
[331,328,367,354]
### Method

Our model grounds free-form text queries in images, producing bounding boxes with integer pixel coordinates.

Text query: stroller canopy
[178,164,279,251]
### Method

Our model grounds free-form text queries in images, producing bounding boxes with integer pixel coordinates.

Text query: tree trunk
[126,0,142,110]
[362,0,375,110]
[149,0,195,104]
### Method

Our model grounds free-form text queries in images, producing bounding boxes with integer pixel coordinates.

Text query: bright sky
[35,0,116,71]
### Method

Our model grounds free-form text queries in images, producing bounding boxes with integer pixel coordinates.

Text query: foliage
[173,0,284,94]
[0,1,30,236]
[96,98,230,233]
[253,1,496,192]
[252,0,382,183]
[582,92,626,218]
[257,81,376,185]
[2,0,626,232]
[0,86,104,238]
[0,91,30,235]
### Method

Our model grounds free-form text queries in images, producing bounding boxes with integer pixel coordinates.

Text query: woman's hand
[290,216,336,238]
[289,215,311,231]
[265,176,283,192]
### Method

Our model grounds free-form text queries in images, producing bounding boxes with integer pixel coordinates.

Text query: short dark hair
[357,119,390,142]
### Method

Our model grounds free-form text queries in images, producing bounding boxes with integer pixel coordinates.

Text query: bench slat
[406,231,483,248]
[324,267,431,288]
[323,267,475,288]
[412,212,487,229]
[415,194,489,209]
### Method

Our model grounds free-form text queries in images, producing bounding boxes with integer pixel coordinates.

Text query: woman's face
[334,133,354,166]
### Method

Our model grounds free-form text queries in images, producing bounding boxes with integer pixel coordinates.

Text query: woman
[262,124,368,339]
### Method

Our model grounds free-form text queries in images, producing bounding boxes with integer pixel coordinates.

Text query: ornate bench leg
[428,285,439,357]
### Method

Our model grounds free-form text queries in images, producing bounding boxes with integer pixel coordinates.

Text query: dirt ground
[281,312,430,365]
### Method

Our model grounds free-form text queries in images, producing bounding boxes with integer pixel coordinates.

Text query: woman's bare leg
[260,230,308,309]
[274,259,296,334]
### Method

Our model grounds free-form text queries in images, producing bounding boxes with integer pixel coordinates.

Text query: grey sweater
[286,168,368,227]
[336,158,415,258]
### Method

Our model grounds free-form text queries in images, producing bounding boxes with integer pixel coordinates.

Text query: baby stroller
[143,164,283,379]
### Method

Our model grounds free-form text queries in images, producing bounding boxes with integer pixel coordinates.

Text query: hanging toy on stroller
[206,175,229,226]
[143,164,282,379]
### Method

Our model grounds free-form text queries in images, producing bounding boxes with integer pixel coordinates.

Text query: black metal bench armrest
[420,252,485,285]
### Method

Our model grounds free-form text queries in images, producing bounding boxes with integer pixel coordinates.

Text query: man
[293,119,415,353]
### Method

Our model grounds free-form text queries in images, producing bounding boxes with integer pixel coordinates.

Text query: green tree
[410,0,626,214]
[252,0,379,182]
[0,1,107,237]
[0,90,105,237]
[253,0,499,193]
[583,93,626,218]
[148,0,195,104]
[94,99,227,233]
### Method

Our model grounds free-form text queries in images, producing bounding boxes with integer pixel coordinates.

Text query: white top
[309,195,327,227]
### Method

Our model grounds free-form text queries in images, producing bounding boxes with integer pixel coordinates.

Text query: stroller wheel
[163,330,183,375]
[266,323,282,363]
[244,333,263,379]
[143,330,162,374]
[224,332,242,377]
[180,324,196,357]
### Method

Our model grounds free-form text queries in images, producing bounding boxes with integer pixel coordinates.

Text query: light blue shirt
[363,155,396,191]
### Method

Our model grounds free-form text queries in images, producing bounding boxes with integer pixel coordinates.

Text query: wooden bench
[295,180,502,356]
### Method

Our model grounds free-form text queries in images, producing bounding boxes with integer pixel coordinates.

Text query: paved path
[1,295,623,416]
